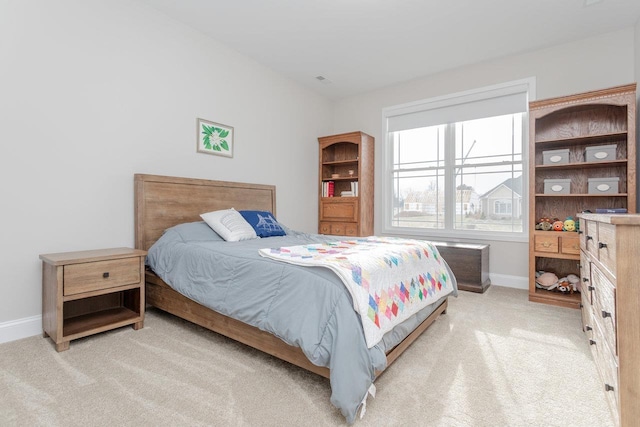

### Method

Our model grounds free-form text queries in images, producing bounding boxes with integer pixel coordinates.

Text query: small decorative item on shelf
[535,217,553,231]
[348,170,355,176]
[587,177,619,194]
[563,217,576,232]
[585,144,616,162]
[331,173,340,179]
[542,148,570,165]
[535,271,580,293]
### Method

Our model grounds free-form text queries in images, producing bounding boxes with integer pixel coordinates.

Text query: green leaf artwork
[197,119,233,157]
[201,124,229,152]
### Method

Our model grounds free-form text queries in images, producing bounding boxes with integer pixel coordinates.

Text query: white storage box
[588,177,619,194]
[542,149,570,165]
[544,179,571,194]
[585,144,617,162]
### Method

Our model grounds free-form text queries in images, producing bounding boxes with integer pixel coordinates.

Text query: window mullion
[444,124,455,230]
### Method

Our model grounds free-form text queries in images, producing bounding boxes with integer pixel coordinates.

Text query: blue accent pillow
[238,210,286,237]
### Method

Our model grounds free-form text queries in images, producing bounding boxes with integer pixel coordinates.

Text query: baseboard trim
[0,315,42,344]
[489,273,528,290]
[0,275,528,345]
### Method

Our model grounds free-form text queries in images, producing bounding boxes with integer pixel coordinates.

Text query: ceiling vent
[315,75,332,85]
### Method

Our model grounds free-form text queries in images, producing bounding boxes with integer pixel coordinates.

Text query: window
[382,79,534,241]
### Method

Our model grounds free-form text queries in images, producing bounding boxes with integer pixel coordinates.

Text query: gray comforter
[146,221,457,423]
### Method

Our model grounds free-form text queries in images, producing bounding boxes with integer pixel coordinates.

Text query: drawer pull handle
[582,277,589,282]
[586,235,593,241]
[542,242,551,248]
[605,384,615,392]
[598,242,607,249]
[588,286,595,291]
[585,326,593,331]
[103,272,110,278]
[589,339,596,346]
[601,310,611,318]
[578,230,583,234]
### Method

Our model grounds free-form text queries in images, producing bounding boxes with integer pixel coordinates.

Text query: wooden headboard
[134,174,276,251]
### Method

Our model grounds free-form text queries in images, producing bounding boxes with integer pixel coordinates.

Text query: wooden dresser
[578,213,640,426]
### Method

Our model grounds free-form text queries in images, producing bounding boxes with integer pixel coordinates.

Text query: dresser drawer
[591,264,617,355]
[591,320,620,421]
[581,292,593,334]
[579,251,592,304]
[64,257,141,296]
[584,219,599,259]
[596,223,617,277]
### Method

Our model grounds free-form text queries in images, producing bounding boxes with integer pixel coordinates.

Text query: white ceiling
[140,0,640,100]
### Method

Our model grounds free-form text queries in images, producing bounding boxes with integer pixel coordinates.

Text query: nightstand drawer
[64,257,141,296]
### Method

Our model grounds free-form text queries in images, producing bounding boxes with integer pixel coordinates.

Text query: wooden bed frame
[134,173,448,378]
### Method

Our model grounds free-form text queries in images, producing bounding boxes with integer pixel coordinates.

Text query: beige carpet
[0,286,614,427]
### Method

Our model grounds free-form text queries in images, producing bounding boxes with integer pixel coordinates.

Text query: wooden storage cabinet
[432,242,490,293]
[528,84,636,308]
[40,247,147,351]
[578,213,640,426]
[318,131,374,236]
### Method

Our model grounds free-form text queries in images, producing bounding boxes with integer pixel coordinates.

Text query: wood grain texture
[578,213,640,427]
[433,243,490,293]
[135,173,447,380]
[40,248,146,351]
[528,84,636,309]
[135,174,277,251]
[318,132,374,236]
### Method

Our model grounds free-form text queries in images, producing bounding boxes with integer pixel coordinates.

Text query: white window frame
[381,78,535,243]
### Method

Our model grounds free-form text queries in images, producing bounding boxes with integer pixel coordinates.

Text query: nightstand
[40,247,147,351]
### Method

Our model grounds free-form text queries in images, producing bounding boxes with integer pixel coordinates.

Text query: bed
[134,173,457,423]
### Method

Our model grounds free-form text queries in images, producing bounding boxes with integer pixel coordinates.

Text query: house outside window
[382,79,534,242]
[494,200,513,215]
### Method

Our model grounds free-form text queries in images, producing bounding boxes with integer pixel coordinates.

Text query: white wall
[332,28,637,286]
[0,1,332,333]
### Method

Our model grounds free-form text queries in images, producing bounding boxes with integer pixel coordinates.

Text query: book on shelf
[322,180,335,197]
[350,181,358,197]
[594,208,628,213]
[341,191,354,197]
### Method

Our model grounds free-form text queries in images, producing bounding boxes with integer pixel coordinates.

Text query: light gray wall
[332,28,637,287]
[0,1,332,327]
[1,2,638,338]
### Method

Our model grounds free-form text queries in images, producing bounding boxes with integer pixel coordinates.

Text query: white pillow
[200,208,257,242]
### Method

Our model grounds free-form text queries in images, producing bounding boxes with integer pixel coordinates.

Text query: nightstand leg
[55,341,70,352]
[132,321,143,330]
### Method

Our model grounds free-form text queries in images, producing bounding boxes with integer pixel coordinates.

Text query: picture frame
[197,118,234,157]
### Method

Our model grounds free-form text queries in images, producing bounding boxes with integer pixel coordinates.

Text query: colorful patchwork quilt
[259,236,454,348]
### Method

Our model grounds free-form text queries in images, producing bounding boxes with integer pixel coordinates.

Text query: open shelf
[528,84,636,308]
[63,306,140,339]
[530,287,581,309]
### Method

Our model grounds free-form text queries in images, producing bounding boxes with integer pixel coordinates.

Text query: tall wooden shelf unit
[528,84,636,309]
[318,131,374,236]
